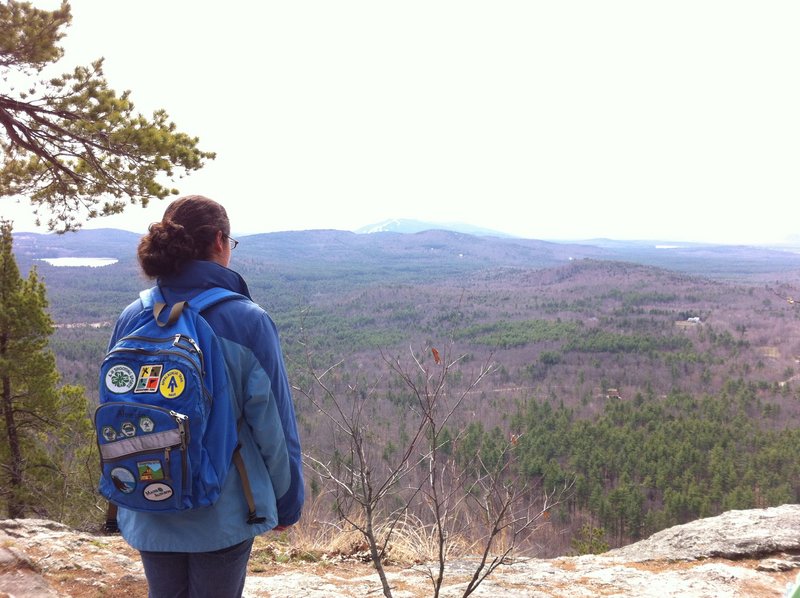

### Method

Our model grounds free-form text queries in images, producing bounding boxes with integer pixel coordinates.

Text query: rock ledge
[2,505,800,597]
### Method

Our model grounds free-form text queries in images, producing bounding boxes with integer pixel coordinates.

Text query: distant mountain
[11,228,141,262]
[356,218,512,237]
[11,226,800,281]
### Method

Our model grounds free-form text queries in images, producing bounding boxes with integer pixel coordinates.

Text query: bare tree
[297,338,573,598]
[299,353,430,597]
[386,345,572,597]
[456,452,571,597]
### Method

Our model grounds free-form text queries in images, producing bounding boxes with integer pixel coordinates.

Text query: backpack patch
[95,287,241,513]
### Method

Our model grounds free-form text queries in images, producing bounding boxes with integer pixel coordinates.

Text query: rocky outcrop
[2,505,800,597]
[0,518,145,597]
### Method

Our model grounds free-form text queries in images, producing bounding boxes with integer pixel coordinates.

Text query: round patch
[159,369,186,399]
[110,467,136,494]
[143,483,174,502]
[105,365,136,393]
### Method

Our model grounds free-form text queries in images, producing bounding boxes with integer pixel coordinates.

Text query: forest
[8,227,800,556]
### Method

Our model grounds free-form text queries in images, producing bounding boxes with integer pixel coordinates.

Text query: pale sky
[5,1,800,245]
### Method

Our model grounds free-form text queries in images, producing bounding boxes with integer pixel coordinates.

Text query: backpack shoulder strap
[189,288,246,313]
[191,288,264,525]
[138,287,245,327]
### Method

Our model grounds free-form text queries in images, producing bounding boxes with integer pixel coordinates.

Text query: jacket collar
[157,260,253,301]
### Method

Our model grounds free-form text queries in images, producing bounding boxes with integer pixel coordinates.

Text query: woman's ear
[214,230,226,254]
[209,230,230,267]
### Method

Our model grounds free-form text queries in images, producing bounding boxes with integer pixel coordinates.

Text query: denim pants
[139,538,255,598]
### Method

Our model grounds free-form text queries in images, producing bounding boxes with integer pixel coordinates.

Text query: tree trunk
[1,371,24,518]
[363,503,393,598]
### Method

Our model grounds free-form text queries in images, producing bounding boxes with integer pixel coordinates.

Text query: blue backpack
[95,286,264,527]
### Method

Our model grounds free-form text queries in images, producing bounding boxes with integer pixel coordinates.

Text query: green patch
[455,319,581,348]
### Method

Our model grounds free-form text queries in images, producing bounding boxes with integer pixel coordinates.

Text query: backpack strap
[140,287,245,328]
[233,446,267,525]
[181,287,261,524]
[188,287,245,312]
[103,503,119,534]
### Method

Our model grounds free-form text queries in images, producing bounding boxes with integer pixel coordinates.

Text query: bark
[1,366,24,518]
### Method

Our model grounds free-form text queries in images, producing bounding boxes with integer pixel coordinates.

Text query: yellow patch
[159,369,186,399]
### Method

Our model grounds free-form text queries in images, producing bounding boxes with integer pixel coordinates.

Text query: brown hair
[137,195,230,278]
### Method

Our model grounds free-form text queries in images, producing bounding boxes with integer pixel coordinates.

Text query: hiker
[106,195,304,598]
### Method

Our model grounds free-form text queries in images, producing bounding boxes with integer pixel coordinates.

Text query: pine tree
[0,220,92,521]
[0,1,215,231]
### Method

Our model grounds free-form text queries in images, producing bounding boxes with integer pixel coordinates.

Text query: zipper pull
[173,334,201,355]
[173,335,205,375]
[171,411,189,447]
[164,447,172,481]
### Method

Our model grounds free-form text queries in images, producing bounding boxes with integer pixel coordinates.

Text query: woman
[108,195,304,598]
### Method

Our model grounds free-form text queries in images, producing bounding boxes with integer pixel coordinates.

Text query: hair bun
[137,195,229,278]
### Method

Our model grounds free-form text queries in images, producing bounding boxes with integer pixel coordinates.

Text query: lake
[37,257,119,267]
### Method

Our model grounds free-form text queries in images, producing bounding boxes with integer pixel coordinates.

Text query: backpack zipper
[117,334,206,375]
[103,346,212,404]
[173,411,189,487]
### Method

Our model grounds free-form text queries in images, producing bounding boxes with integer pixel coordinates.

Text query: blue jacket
[110,260,304,552]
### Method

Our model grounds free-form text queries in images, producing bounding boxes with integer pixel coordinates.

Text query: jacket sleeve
[238,307,304,526]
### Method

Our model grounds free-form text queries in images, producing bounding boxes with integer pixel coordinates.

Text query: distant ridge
[12,226,800,280]
[356,218,511,238]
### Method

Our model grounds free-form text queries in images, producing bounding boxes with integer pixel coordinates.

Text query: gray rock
[607,504,800,561]
[758,557,800,572]
[0,517,145,597]
[0,569,62,598]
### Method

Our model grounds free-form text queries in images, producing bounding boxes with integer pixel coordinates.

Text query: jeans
[139,538,255,598]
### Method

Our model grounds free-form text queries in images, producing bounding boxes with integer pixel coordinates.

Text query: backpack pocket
[95,402,190,512]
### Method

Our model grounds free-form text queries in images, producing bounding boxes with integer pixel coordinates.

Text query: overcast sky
[6,1,800,245]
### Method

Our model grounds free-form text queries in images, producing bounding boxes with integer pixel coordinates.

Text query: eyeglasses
[224,234,239,250]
